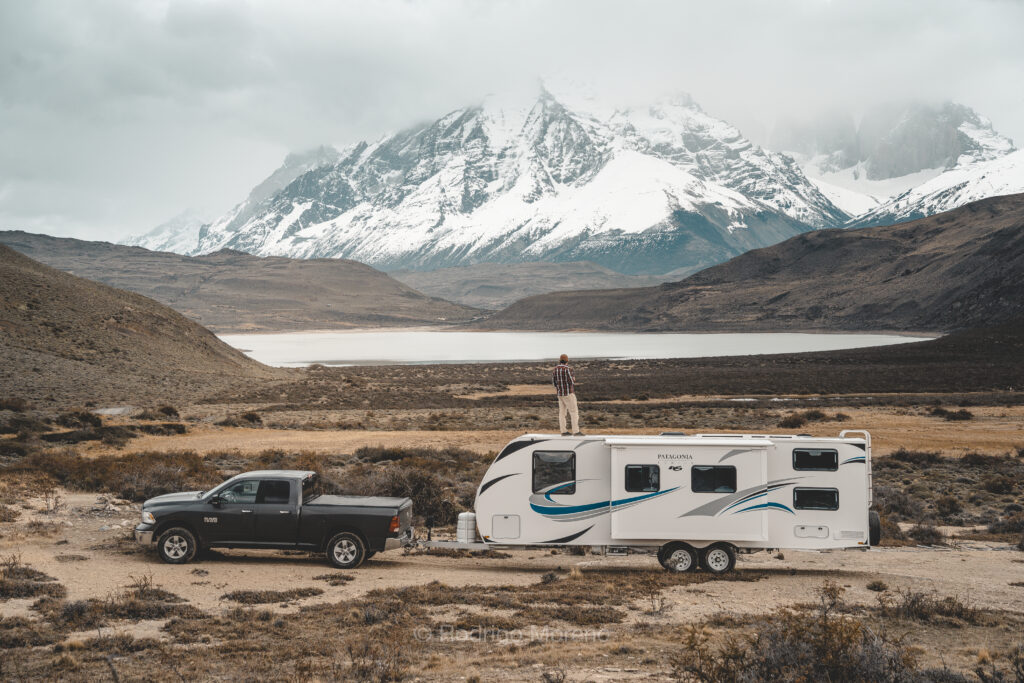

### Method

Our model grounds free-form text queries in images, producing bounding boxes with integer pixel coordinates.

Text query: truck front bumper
[385,526,415,551]
[135,524,155,545]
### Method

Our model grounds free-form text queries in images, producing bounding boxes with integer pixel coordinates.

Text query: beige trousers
[557,393,579,434]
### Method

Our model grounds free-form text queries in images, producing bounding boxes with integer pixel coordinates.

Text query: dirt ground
[1,488,1023,679]
[86,403,1024,459]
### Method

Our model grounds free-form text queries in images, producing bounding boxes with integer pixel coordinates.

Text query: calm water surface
[219,329,931,367]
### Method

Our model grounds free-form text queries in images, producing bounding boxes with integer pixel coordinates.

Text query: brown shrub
[222,588,324,604]
[0,555,66,600]
[671,581,919,682]
[10,450,219,501]
[908,524,945,546]
[778,413,807,429]
[877,588,981,625]
[0,398,29,412]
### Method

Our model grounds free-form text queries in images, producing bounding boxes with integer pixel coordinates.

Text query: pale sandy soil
[88,404,1024,459]
[2,493,1022,622]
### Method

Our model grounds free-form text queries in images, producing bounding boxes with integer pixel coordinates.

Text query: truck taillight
[389,515,400,533]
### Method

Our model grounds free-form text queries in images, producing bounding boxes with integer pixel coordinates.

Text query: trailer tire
[326,532,366,569]
[157,527,198,564]
[659,542,698,572]
[700,543,736,575]
[869,511,881,546]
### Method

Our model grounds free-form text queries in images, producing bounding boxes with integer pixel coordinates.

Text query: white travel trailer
[469,431,879,573]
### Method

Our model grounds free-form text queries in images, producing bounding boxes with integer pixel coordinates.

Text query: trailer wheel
[659,542,698,572]
[869,511,881,546]
[326,532,366,569]
[700,544,736,575]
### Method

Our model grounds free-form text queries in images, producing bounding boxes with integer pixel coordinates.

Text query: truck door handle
[241,509,253,514]
[279,510,291,515]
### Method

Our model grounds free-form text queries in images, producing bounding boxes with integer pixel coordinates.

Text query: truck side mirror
[210,496,223,507]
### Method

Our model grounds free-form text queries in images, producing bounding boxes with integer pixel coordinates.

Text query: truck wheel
[659,542,697,572]
[869,511,881,546]
[364,551,376,560]
[327,532,366,569]
[700,543,736,575]
[158,527,197,564]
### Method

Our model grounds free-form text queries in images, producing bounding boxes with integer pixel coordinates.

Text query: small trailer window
[793,448,839,471]
[691,466,736,493]
[533,451,576,495]
[793,487,839,510]
[625,465,660,492]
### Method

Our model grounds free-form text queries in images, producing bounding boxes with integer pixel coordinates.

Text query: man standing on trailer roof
[552,354,583,437]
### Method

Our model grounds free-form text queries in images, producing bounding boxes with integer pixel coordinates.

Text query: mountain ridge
[476,194,1024,333]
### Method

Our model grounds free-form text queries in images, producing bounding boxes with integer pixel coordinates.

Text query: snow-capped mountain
[124,208,211,254]
[178,89,845,274]
[772,102,1015,217]
[847,148,1024,228]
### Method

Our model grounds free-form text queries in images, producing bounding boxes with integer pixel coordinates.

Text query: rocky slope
[391,261,682,309]
[0,245,285,408]
[479,194,1024,333]
[131,90,845,275]
[0,231,481,332]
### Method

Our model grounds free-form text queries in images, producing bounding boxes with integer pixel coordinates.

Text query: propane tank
[456,512,477,543]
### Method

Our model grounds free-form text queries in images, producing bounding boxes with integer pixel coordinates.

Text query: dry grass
[222,588,324,604]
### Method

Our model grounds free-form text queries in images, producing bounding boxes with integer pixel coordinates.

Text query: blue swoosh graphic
[841,457,866,465]
[532,487,680,516]
[733,501,795,515]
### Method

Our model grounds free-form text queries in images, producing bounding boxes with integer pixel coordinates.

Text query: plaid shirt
[552,363,575,396]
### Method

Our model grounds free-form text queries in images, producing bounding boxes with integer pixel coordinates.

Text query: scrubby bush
[0,398,29,412]
[908,524,945,546]
[670,581,919,682]
[944,409,974,421]
[10,450,219,501]
[889,448,941,465]
[158,405,179,418]
[55,412,101,429]
[936,496,962,516]
[877,588,980,624]
[778,413,807,429]
[983,476,1015,494]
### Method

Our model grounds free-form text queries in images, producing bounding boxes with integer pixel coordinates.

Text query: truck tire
[659,542,698,573]
[327,532,366,569]
[364,551,377,560]
[700,543,736,575]
[869,511,881,546]
[157,527,198,564]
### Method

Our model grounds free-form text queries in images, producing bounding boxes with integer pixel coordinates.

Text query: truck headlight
[141,511,156,525]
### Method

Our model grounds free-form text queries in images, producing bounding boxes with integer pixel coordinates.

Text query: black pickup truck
[134,470,413,568]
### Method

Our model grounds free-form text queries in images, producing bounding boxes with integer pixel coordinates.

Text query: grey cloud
[1,0,1021,239]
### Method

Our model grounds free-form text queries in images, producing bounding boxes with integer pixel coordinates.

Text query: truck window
[793,448,839,471]
[256,480,291,505]
[691,466,736,493]
[793,487,839,510]
[625,464,660,492]
[532,451,576,495]
[219,480,258,504]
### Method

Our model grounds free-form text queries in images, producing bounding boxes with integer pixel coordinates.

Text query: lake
[218,329,932,367]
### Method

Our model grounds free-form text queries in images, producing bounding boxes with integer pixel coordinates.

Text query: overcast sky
[1,0,1022,240]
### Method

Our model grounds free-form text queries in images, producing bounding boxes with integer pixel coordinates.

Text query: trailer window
[533,451,576,495]
[691,466,736,493]
[625,465,660,492]
[793,487,839,510]
[793,448,839,471]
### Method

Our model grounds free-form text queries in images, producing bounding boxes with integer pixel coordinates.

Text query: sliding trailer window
[691,466,736,493]
[625,465,660,493]
[793,487,839,510]
[793,448,839,471]
[532,451,576,495]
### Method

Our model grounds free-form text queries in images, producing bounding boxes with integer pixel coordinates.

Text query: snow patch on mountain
[124,208,211,254]
[848,149,1024,227]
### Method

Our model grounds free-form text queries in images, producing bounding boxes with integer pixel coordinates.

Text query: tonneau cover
[307,494,411,509]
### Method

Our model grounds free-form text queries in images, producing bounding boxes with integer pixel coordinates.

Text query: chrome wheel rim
[706,548,730,572]
[668,549,693,572]
[163,535,188,560]
[333,539,358,564]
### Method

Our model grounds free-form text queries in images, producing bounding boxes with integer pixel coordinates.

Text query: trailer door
[610,441,769,542]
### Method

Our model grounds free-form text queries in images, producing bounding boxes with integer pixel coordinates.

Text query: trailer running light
[389,515,400,533]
